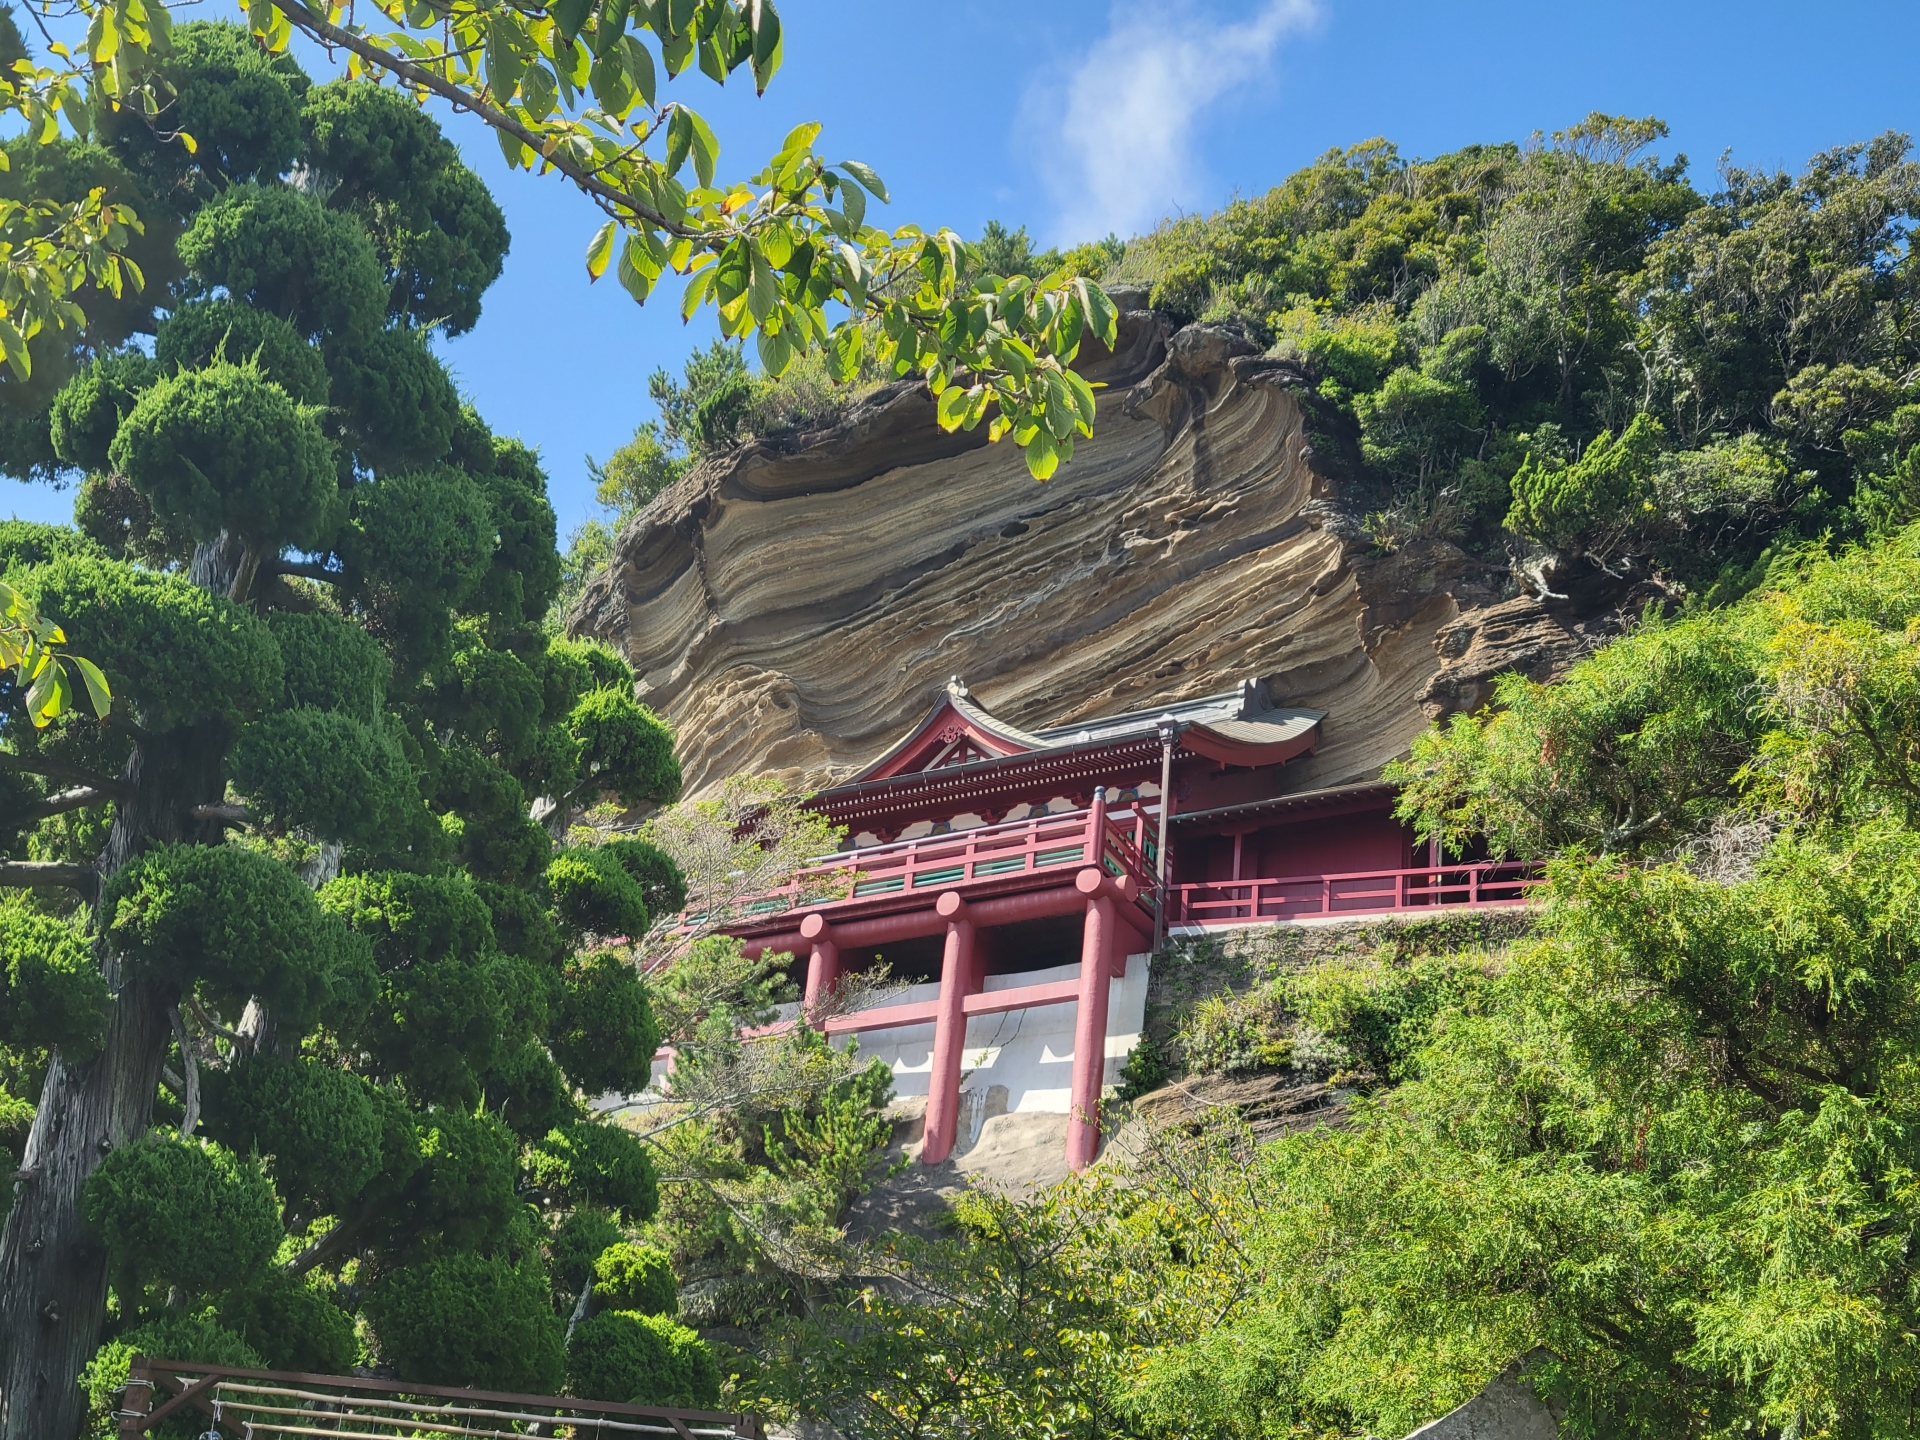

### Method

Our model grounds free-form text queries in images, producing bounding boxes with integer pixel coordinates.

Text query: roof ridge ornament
[1238,676,1273,718]
[948,675,970,699]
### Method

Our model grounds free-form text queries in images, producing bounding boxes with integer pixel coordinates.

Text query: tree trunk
[0,534,237,1440]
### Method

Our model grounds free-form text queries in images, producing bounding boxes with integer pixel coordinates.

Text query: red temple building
[726,679,1535,1172]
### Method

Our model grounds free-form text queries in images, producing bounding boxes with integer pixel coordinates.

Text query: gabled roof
[1029,678,1325,766]
[850,678,1047,782]
[838,677,1326,795]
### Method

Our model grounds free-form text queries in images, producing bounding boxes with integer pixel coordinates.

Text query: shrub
[549,951,662,1097]
[567,1308,718,1407]
[1114,1036,1168,1102]
[81,1137,281,1306]
[81,1313,260,1440]
[364,1250,565,1391]
[1285,949,1500,1083]
[546,849,650,941]
[550,1208,623,1305]
[218,1268,358,1372]
[592,1242,677,1317]
[1175,990,1289,1076]
[525,1122,658,1223]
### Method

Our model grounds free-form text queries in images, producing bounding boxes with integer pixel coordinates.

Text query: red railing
[1168,860,1542,925]
[739,804,1157,920]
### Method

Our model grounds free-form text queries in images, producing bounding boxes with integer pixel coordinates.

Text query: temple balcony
[1166,859,1543,930]
[729,802,1159,939]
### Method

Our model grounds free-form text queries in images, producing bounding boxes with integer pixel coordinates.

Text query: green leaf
[760,222,794,270]
[589,53,635,115]
[617,34,656,107]
[748,0,782,91]
[660,24,692,75]
[665,107,692,176]
[591,0,632,56]
[616,234,657,303]
[486,19,527,97]
[756,324,793,378]
[839,181,866,234]
[1065,370,1099,433]
[1024,428,1059,481]
[1075,276,1119,349]
[667,0,696,34]
[520,63,558,121]
[686,108,719,189]
[553,0,594,43]
[696,31,726,83]
[680,265,715,322]
[936,384,970,433]
[0,318,28,381]
[746,246,778,325]
[71,655,111,718]
[585,220,617,280]
[775,123,820,164]
[23,656,62,726]
[836,160,889,203]
[828,323,864,383]
[495,125,530,169]
[1042,370,1077,439]
[561,34,592,87]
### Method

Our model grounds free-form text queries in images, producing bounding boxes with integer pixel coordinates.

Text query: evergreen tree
[0,28,697,1438]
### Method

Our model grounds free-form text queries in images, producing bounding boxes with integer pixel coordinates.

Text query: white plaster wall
[834,954,1150,1116]
[597,955,1150,1124]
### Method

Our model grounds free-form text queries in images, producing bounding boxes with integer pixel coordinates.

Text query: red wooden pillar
[799,914,842,1022]
[803,937,840,1016]
[1067,872,1116,1171]
[922,893,976,1165]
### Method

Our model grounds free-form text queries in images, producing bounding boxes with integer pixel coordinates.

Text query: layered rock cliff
[574,292,1647,797]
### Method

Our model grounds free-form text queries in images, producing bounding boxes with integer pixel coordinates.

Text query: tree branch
[192,802,252,825]
[102,711,154,744]
[185,995,248,1051]
[168,1007,200,1139]
[565,1276,593,1342]
[283,1199,379,1277]
[259,558,345,584]
[0,786,113,827]
[280,0,676,232]
[0,753,124,794]
[0,861,96,896]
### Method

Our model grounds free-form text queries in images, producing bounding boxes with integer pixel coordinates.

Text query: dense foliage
[0,26,723,1436]
[1112,116,1919,598]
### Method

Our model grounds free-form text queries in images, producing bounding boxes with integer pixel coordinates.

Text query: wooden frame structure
[708,678,1542,1172]
[116,1356,762,1439]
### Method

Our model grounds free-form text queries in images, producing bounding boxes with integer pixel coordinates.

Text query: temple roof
[828,677,1327,810]
[1027,678,1325,764]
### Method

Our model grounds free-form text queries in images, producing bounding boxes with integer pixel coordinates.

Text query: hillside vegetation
[735,518,1920,1440]
[1112,114,1918,598]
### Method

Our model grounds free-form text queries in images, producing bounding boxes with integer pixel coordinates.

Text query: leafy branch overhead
[222,0,1116,479]
[0,577,109,727]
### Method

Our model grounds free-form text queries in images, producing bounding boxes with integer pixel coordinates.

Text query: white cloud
[1033,0,1321,245]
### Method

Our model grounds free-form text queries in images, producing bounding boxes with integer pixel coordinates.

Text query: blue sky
[5,0,1918,536]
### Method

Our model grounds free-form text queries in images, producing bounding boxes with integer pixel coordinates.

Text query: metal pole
[1154,716,1176,952]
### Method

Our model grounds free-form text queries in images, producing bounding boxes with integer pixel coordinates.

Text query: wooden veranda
[116,1356,761,1439]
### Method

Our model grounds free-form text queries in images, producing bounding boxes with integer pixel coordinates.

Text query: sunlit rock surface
[575,296,1636,799]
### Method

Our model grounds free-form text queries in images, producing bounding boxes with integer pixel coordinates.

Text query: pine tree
[0,27,695,1438]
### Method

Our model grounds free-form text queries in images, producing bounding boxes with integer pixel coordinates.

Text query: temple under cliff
[723,678,1536,1172]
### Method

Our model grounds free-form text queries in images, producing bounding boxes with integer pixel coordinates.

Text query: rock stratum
[575,293,1647,798]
